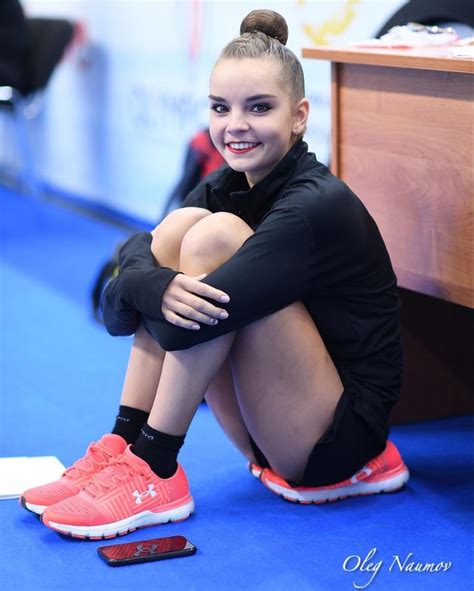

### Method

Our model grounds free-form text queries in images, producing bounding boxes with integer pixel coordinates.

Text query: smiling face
[209,58,309,187]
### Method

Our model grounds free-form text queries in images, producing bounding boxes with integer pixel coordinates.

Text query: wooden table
[303,45,473,421]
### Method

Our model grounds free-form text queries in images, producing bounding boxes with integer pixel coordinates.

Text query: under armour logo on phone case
[134,543,159,557]
[132,484,157,504]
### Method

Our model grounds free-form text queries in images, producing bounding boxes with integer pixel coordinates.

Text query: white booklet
[0,456,66,499]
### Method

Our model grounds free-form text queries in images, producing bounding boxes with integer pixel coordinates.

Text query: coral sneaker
[248,462,264,479]
[41,446,194,540]
[20,434,127,515]
[260,440,409,504]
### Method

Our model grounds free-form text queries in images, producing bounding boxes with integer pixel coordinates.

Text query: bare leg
[146,212,252,435]
[118,207,212,412]
[205,314,344,480]
[204,361,257,460]
[146,212,343,482]
[119,324,165,412]
[230,302,343,481]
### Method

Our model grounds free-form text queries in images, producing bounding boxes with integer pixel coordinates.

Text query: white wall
[0,0,404,222]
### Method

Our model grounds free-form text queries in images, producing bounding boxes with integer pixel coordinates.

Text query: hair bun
[240,10,288,45]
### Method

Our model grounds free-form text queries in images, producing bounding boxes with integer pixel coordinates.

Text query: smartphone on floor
[97,535,197,567]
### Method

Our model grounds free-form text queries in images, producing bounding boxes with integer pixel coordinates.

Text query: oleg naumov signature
[343,548,453,589]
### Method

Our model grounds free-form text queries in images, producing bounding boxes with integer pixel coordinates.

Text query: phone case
[98,535,197,566]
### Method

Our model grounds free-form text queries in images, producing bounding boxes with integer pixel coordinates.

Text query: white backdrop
[1,0,404,222]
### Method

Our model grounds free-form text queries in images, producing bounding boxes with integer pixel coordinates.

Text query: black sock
[133,424,185,479]
[112,405,150,445]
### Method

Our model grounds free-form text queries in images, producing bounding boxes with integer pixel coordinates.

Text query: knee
[180,212,253,264]
[150,207,212,259]
[151,207,212,239]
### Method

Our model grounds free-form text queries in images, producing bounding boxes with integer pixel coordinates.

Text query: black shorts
[249,391,386,487]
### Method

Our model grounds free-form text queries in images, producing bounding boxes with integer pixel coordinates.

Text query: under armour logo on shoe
[350,467,373,484]
[132,484,157,504]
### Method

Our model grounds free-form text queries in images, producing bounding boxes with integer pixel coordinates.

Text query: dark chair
[0,17,75,197]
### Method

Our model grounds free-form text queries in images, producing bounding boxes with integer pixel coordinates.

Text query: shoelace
[85,455,144,497]
[63,442,112,479]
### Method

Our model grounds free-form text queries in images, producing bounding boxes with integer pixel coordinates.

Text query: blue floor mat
[0,186,473,590]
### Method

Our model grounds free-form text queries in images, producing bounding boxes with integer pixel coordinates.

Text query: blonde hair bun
[240,9,288,46]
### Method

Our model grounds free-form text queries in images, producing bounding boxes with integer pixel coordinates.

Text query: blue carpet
[0,186,473,590]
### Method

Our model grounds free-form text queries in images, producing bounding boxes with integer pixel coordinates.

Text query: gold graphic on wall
[300,0,362,45]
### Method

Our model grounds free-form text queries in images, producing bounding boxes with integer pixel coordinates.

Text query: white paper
[0,456,66,499]
[449,46,474,58]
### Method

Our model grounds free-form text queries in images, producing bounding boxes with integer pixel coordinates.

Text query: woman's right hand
[161,273,230,330]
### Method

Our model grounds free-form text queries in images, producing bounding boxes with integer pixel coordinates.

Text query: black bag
[91,242,122,323]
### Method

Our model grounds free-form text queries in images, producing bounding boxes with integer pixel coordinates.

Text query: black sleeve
[102,233,179,336]
[139,202,315,351]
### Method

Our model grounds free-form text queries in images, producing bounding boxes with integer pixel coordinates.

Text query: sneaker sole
[20,496,47,516]
[263,463,410,504]
[42,498,195,540]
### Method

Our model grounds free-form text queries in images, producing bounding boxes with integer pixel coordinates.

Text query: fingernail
[220,311,228,319]
[211,319,218,325]
[220,295,230,302]
[192,324,200,330]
